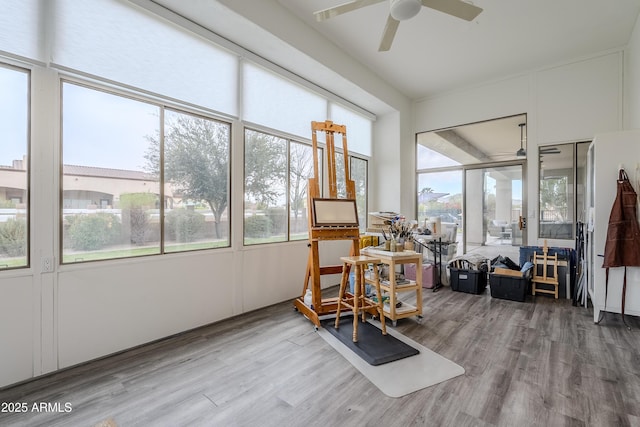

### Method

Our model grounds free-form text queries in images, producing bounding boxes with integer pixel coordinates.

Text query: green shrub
[0,218,27,257]
[266,207,287,235]
[165,209,205,242]
[244,215,271,238]
[68,213,120,251]
[0,199,18,208]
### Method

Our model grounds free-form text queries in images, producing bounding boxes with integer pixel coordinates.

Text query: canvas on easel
[311,198,359,228]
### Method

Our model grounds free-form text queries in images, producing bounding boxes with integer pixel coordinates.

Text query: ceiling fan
[314,0,483,51]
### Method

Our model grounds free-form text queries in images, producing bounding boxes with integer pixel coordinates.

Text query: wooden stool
[335,255,387,342]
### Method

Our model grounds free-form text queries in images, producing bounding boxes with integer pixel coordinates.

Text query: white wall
[627,11,640,129]
[413,50,625,247]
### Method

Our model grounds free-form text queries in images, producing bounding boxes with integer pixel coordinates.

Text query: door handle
[519,216,526,230]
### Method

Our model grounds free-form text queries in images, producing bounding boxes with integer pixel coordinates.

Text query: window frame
[60,78,232,265]
[0,63,31,271]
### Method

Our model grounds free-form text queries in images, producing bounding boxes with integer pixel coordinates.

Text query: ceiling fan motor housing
[390,0,422,21]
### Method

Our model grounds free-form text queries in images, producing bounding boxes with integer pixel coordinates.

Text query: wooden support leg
[352,265,360,342]
[335,262,349,330]
[359,267,367,323]
[372,263,387,335]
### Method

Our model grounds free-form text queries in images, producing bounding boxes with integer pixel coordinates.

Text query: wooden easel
[293,120,362,328]
[531,240,560,299]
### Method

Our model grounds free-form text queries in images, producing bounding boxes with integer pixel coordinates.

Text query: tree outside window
[145,110,231,251]
[244,129,330,244]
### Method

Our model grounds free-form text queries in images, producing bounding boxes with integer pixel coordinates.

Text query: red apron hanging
[601,168,640,325]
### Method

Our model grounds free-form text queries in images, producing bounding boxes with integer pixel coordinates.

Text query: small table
[361,248,423,326]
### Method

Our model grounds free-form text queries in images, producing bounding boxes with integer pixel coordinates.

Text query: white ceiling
[151,0,640,106]
[277,0,640,99]
[148,0,640,158]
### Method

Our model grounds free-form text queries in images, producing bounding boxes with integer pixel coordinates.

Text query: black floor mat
[320,317,419,366]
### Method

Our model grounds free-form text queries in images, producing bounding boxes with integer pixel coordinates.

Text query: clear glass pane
[0,66,29,269]
[417,144,460,169]
[417,171,462,226]
[335,152,347,198]
[576,142,590,224]
[163,110,231,252]
[350,157,368,231]
[244,129,287,245]
[465,165,523,255]
[289,142,315,241]
[416,115,527,167]
[539,143,574,239]
[418,170,462,255]
[62,83,161,263]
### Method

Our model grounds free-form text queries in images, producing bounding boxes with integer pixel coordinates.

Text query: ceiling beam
[435,129,491,163]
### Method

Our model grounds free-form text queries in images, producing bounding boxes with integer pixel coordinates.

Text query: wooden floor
[2,285,640,427]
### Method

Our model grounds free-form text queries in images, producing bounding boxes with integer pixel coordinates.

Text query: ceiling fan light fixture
[390,0,422,21]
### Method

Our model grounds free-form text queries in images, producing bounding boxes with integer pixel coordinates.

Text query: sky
[1,67,158,171]
[61,82,159,171]
[0,67,28,166]
[418,169,523,201]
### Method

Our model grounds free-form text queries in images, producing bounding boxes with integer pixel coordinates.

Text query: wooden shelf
[383,301,417,315]
[361,248,423,326]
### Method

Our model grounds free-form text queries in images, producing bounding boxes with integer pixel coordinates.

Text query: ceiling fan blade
[421,0,483,21]
[378,15,400,51]
[314,0,385,22]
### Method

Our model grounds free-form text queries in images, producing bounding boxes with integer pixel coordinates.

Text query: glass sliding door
[417,170,462,254]
[464,164,525,256]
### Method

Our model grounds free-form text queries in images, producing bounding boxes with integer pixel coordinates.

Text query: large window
[244,129,330,244]
[3,0,375,264]
[0,65,29,270]
[62,82,231,263]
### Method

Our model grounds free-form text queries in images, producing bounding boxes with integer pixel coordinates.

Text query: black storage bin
[450,268,487,294]
[490,274,528,302]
